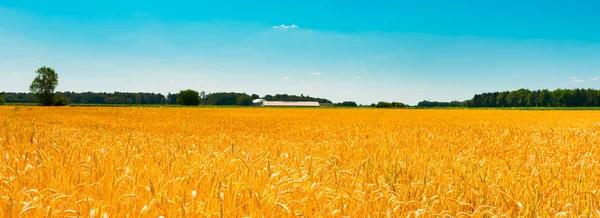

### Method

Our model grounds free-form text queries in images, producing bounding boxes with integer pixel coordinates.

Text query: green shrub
[54,96,69,106]
[376,101,406,108]
[391,102,406,108]
[376,102,392,108]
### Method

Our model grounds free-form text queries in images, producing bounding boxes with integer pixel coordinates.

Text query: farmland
[1,107,599,217]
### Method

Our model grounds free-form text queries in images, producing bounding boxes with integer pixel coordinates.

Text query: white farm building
[252,99,320,107]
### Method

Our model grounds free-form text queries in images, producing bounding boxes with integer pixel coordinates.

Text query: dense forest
[205,92,253,105]
[2,91,335,106]
[3,92,168,104]
[418,88,600,107]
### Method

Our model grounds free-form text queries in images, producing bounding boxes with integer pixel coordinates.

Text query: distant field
[1,107,599,216]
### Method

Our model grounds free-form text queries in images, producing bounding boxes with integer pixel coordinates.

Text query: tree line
[416,100,464,108]
[22,66,600,108]
[263,94,332,103]
[375,102,407,108]
[2,91,341,106]
[2,92,168,104]
[1,66,344,106]
[169,90,336,106]
[418,88,600,107]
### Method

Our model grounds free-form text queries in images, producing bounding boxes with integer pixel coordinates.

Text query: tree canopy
[205,92,249,105]
[417,100,464,108]
[335,101,358,107]
[29,66,59,106]
[236,95,253,106]
[262,94,332,103]
[376,102,406,108]
[177,89,200,105]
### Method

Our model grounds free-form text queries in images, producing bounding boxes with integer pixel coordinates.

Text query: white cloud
[169,79,175,84]
[590,77,599,81]
[282,77,290,80]
[309,72,321,76]
[354,77,362,80]
[273,24,298,30]
[571,77,584,83]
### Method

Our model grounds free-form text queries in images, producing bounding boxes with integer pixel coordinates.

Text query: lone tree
[30,66,59,106]
[177,89,200,105]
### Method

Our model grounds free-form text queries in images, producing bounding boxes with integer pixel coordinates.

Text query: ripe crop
[1,107,599,217]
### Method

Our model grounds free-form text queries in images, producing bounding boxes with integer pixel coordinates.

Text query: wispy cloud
[273,24,298,30]
[309,72,321,76]
[571,77,584,83]
[590,77,599,81]
[354,77,362,80]
[169,79,175,84]
[282,77,290,80]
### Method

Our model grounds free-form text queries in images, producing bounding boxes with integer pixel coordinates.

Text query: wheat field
[0,106,599,217]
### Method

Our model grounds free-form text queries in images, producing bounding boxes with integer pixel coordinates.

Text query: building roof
[261,101,320,107]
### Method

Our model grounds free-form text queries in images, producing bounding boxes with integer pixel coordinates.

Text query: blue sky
[1,0,600,104]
